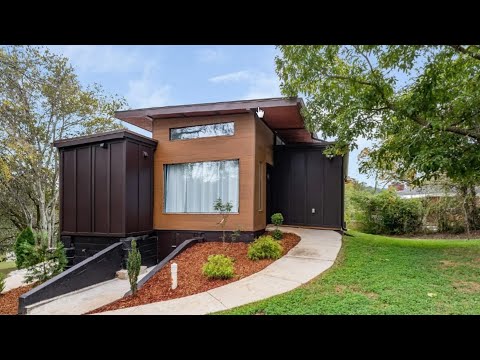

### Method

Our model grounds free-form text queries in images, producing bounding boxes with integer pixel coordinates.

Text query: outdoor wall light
[99,142,108,149]
[256,107,265,119]
[143,151,149,158]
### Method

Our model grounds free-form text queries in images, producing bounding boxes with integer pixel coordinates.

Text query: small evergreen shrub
[272,229,283,240]
[271,213,284,240]
[23,234,68,284]
[271,213,284,226]
[202,254,234,279]
[14,227,35,269]
[127,240,142,295]
[0,273,5,294]
[248,235,283,261]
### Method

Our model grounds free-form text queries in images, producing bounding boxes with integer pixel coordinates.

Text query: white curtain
[165,160,239,213]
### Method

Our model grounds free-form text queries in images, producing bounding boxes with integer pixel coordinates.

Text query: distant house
[396,185,480,199]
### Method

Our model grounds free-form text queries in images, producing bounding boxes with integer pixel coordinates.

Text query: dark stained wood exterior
[54,130,157,237]
[272,145,345,230]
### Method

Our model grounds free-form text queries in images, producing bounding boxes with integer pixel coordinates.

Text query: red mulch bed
[89,232,300,314]
[0,284,36,315]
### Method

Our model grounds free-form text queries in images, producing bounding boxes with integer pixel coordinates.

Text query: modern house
[53,97,347,264]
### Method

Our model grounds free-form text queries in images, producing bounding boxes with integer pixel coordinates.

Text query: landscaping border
[125,237,203,296]
[18,242,124,314]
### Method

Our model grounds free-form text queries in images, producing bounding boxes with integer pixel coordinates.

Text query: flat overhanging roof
[115,97,322,144]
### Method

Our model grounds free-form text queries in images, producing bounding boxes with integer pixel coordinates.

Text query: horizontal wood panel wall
[152,113,256,231]
[254,119,274,231]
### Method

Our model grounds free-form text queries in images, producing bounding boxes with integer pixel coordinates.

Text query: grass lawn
[0,261,16,277]
[220,231,480,315]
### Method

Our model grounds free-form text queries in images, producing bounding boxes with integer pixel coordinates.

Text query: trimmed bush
[271,213,284,240]
[272,229,283,240]
[14,227,35,269]
[127,240,142,295]
[350,189,423,235]
[0,273,5,294]
[202,254,234,279]
[271,213,284,226]
[248,235,283,261]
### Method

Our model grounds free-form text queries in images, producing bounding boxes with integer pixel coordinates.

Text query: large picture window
[165,160,239,213]
[170,122,234,140]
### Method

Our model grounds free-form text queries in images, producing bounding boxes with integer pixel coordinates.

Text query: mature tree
[0,46,125,247]
[276,45,480,228]
[276,45,480,186]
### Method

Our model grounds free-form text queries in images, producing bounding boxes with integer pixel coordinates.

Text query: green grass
[220,231,480,315]
[0,261,16,276]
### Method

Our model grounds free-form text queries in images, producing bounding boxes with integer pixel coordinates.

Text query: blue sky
[48,45,375,186]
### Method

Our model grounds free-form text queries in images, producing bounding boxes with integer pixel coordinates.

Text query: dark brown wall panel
[110,142,125,234]
[289,151,306,225]
[76,147,92,232]
[139,145,153,231]
[322,156,342,227]
[57,132,155,237]
[94,146,109,233]
[306,150,325,226]
[126,141,139,233]
[63,149,76,232]
[273,146,344,229]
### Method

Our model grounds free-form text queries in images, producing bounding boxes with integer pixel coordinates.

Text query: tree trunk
[468,185,478,230]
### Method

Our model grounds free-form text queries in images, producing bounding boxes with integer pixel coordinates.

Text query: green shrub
[248,235,283,261]
[351,189,423,235]
[271,213,284,240]
[425,196,465,233]
[0,273,5,294]
[23,234,68,284]
[202,254,234,279]
[271,213,284,226]
[127,240,142,295]
[14,227,35,269]
[272,229,283,240]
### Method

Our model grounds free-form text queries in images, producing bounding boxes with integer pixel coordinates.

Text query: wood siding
[254,119,274,231]
[272,145,344,229]
[152,113,256,231]
[59,135,155,237]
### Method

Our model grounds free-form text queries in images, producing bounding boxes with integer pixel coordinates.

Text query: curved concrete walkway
[98,226,342,315]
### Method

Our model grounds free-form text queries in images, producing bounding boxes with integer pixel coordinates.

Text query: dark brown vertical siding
[76,147,92,232]
[56,131,156,237]
[94,146,109,233]
[110,142,125,234]
[63,149,77,232]
[126,141,140,233]
[273,146,344,229]
[289,151,307,225]
[139,145,153,231]
[306,150,325,225]
[322,155,342,227]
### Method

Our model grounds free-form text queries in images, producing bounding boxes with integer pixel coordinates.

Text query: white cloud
[196,48,226,63]
[209,70,252,83]
[49,45,140,73]
[126,61,171,108]
[209,70,281,99]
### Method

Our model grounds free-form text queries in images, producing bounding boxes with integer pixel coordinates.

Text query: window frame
[163,158,240,214]
[169,121,235,141]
